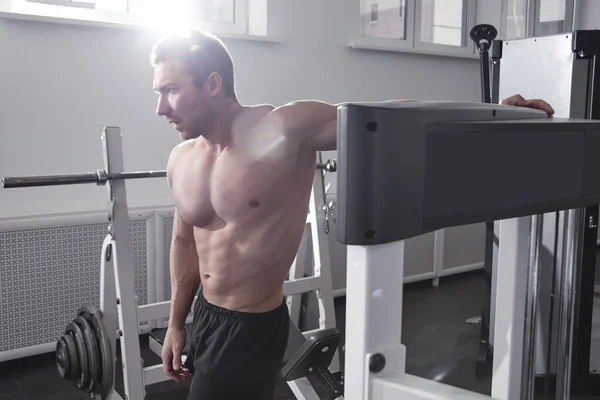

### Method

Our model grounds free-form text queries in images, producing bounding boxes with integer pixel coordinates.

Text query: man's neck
[202,100,244,147]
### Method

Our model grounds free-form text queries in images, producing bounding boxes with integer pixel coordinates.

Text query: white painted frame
[413,0,477,58]
[499,0,579,40]
[349,0,478,59]
[0,0,268,40]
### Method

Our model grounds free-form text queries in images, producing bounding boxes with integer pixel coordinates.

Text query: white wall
[577,0,600,30]
[0,0,501,219]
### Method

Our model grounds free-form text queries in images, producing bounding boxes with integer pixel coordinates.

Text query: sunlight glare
[141,0,195,37]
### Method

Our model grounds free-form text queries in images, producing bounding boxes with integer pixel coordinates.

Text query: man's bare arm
[168,209,200,329]
[273,99,419,152]
[165,146,200,329]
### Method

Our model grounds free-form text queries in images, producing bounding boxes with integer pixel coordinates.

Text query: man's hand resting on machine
[162,326,190,382]
[501,93,555,115]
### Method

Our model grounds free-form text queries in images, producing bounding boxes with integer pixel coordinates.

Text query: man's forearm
[169,237,201,329]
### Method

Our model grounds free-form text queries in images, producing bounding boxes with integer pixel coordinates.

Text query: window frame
[350,0,478,59]
[413,0,476,58]
[370,2,378,23]
[499,0,578,40]
[0,0,251,37]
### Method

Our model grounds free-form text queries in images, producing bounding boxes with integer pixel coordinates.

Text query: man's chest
[171,147,296,227]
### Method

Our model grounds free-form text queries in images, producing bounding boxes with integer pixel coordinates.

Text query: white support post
[102,127,146,400]
[287,225,310,327]
[146,214,157,330]
[100,234,120,400]
[310,165,337,333]
[491,217,531,400]
[310,153,339,372]
[344,239,499,400]
[344,241,406,400]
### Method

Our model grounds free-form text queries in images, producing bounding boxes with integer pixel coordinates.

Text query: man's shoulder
[166,140,195,187]
[169,139,195,158]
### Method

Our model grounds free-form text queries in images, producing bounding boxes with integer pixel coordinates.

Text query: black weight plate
[66,321,90,391]
[55,337,70,379]
[79,304,114,399]
[74,315,99,394]
[63,333,79,381]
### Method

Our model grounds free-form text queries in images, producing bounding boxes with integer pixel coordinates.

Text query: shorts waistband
[197,291,287,323]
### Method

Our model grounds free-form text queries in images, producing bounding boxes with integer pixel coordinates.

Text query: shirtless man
[150,31,554,399]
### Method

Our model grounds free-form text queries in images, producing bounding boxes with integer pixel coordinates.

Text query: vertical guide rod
[555,207,585,398]
[521,214,543,400]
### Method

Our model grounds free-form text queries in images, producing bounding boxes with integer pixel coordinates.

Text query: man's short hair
[150,31,236,98]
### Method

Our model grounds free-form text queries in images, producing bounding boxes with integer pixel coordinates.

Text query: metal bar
[491,216,532,400]
[3,161,335,189]
[491,40,503,104]
[2,172,99,188]
[521,214,543,400]
[283,276,321,296]
[555,207,585,398]
[564,0,577,33]
[544,212,561,398]
[111,171,166,180]
[571,53,600,377]
[480,49,491,104]
[1,170,167,188]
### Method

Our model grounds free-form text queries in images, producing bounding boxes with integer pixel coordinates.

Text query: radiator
[0,211,153,362]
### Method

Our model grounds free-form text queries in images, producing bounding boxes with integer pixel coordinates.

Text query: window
[501,0,574,40]
[3,0,255,37]
[371,3,378,23]
[419,0,465,47]
[536,0,566,36]
[360,0,407,40]
[504,0,527,40]
[355,0,476,58]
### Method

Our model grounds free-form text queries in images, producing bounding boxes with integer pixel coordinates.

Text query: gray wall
[0,0,496,219]
[0,1,514,293]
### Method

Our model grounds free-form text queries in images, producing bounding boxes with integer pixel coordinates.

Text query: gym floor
[1,268,599,400]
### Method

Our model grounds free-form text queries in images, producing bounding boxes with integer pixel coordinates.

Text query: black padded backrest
[282,321,307,367]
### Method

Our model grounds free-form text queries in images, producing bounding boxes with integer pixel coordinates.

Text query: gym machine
[335,100,600,399]
[1,128,342,399]
[474,30,600,397]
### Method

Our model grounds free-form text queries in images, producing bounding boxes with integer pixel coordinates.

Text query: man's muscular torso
[167,105,318,313]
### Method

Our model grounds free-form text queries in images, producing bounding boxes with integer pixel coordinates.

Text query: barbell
[1,159,337,189]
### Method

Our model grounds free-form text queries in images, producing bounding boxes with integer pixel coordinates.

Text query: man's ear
[206,72,223,96]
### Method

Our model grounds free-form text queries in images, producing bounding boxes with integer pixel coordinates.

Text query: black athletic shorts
[184,290,290,400]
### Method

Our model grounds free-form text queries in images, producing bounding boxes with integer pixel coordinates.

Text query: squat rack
[2,126,340,400]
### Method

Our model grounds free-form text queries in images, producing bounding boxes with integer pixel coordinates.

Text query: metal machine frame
[474,30,600,396]
[336,101,600,400]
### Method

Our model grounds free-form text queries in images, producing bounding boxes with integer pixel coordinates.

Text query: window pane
[420,0,464,47]
[536,0,565,36]
[195,0,236,24]
[360,0,407,40]
[504,0,527,40]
